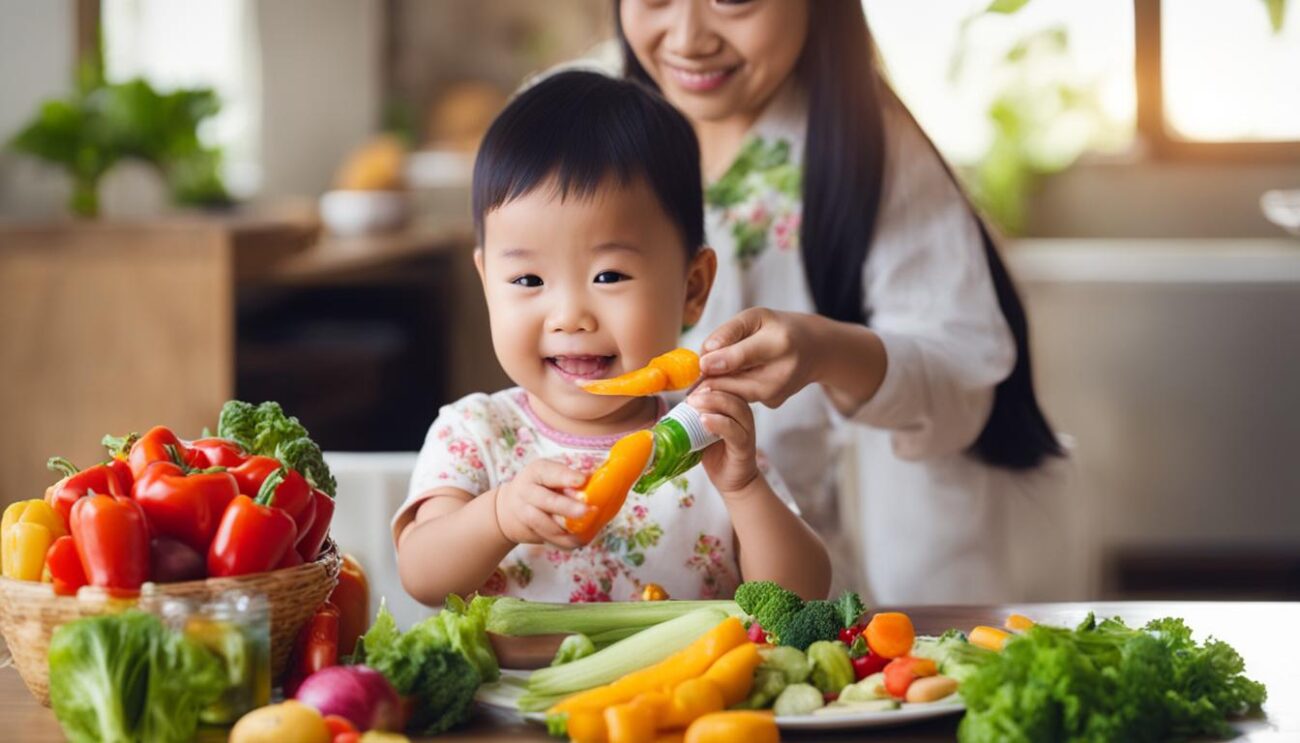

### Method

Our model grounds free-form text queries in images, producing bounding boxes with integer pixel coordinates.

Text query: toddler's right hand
[494,459,589,550]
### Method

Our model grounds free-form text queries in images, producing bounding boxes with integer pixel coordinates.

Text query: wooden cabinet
[0,219,479,507]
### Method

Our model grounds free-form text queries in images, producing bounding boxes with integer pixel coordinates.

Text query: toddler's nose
[545,295,597,334]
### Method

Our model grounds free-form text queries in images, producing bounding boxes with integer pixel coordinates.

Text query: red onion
[295,665,401,731]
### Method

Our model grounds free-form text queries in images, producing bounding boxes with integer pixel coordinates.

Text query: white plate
[474,670,964,731]
[774,698,964,730]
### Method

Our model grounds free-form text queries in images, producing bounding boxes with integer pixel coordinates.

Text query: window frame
[1134,0,1300,161]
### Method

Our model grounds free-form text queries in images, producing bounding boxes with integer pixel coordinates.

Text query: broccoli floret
[276,436,337,497]
[216,400,336,496]
[833,591,866,628]
[216,400,259,452]
[734,581,804,639]
[778,601,841,651]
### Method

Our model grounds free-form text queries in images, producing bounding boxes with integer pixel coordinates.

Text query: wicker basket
[0,540,341,706]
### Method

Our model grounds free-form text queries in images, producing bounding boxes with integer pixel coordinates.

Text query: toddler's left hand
[687,386,760,496]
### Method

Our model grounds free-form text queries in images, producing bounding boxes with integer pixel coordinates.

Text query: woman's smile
[662,61,742,93]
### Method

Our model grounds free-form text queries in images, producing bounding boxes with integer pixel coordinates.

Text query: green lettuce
[48,611,224,743]
[358,601,489,735]
[956,613,1267,742]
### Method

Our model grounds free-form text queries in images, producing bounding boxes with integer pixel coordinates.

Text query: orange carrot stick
[582,349,700,396]
[564,430,655,541]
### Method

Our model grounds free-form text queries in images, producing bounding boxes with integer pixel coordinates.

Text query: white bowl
[319,190,410,236]
[1261,189,1300,237]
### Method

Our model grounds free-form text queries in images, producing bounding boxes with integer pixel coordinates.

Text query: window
[863,0,1137,165]
[1137,0,1300,157]
[101,0,261,195]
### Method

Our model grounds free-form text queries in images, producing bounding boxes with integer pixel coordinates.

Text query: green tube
[633,402,719,493]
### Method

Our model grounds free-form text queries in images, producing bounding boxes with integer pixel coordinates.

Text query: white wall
[1010,239,1300,587]
[0,0,75,218]
[254,0,384,198]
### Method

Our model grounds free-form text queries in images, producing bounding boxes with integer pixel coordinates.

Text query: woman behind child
[392,71,830,606]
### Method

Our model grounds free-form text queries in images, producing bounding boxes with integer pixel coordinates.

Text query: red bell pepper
[44,457,133,524]
[328,554,369,657]
[276,548,305,569]
[295,488,334,562]
[44,535,87,596]
[133,459,240,554]
[207,468,299,578]
[124,425,207,479]
[283,601,341,696]
[189,437,248,468]
[70,493,150,592]
[229,455,316,538]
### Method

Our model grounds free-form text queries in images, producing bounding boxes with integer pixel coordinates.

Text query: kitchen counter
[3,601,1295,742]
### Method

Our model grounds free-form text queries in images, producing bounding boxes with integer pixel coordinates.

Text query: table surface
[4,601,1295,742]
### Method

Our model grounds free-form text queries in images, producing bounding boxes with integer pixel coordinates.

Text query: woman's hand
[698,307,888,414]
[494,459,588,550]
[688,386,760,496]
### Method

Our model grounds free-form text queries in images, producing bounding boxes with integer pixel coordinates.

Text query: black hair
[615,0,1062,469]
[472,70,705,257]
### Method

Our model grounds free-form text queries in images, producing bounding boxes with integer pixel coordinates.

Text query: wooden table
[4,602,1295,742]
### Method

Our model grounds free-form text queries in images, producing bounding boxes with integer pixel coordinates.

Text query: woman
[614,0,1077,603]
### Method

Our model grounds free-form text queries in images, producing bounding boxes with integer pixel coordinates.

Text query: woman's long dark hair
[615,0,1062,468]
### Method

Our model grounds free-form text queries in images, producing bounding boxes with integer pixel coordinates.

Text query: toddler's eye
[511,274,543,288]
[594,271,629,284]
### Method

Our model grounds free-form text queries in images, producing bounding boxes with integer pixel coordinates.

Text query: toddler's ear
[683,246,717,328]
[473,247,486,286]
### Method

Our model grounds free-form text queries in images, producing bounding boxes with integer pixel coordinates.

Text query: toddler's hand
[688,386,761,497]
[494,459,589,550]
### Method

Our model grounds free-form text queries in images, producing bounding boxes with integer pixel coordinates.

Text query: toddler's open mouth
[547,355,616,383]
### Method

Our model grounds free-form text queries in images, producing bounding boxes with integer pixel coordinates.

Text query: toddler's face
[477,177,714,429]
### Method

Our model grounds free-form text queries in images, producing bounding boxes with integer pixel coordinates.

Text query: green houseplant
[9,62,228,218]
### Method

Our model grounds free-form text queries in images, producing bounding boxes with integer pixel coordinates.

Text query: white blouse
[681,84,1077,604]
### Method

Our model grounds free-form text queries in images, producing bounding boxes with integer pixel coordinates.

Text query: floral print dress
[393,388,797,603]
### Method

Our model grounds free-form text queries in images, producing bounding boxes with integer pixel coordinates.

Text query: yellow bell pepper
[662,677,725,729]
[700,641,762,708]
[550,617,748,715]
[2,499,67,581]
[605,691,668,743]
[970,625,1011,651]
[567,708,610,743]
[683,712,777,743]
[1005,613,1035,631]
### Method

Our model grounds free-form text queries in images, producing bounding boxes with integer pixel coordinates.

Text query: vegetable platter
[468,581,1268,742]
[0,400,342,705]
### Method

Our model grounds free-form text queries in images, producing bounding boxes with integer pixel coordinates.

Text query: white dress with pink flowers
[391,388,797,603]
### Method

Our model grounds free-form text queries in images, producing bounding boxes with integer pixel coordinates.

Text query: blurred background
[2,0,1298,618]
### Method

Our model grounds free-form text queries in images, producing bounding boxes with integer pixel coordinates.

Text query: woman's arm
[699,106,1015,460]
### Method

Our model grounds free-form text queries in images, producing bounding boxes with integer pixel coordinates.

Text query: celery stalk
[525,608,729,697]
[486,597,742,637]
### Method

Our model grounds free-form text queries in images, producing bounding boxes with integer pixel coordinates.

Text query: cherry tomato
[852,651,890,680]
